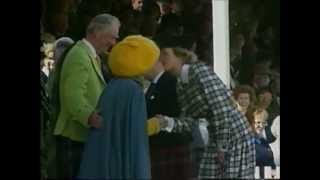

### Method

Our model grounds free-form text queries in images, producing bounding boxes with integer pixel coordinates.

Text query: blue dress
[77,79,151,180]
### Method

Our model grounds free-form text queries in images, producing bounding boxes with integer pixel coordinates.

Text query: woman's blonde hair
[172,47,198,64]
[253,109,269,123]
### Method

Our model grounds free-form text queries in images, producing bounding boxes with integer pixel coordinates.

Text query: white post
[212,0,230,88]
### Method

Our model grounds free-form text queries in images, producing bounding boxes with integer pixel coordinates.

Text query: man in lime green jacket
[53,13,120,179]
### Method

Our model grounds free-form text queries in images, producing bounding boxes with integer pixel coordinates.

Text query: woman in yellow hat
[77,35,165,179]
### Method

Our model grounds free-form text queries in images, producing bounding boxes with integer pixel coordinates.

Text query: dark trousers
[54,136,84,179]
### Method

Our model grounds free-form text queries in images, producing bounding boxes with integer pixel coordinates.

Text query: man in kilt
[144,59,193,180]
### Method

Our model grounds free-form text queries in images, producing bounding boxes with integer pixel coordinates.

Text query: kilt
[150,145,193,180]
[190,147,205,178]
[54,136,84,179]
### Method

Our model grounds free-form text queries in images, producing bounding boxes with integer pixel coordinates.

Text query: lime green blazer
[54,40,106,142]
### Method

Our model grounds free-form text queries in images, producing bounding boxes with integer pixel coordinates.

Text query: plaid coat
[172,62,255,179]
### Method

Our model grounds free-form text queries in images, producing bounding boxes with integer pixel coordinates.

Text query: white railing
[255,166,280,179]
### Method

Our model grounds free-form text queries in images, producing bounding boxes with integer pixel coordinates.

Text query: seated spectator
[269,71,280,118]
[156,0,174,17]
[238,39,258,84]
[230,33,245,63]
[269,68,280,98]
[256,88,277,143]
[42,44,55,78]
[257,87,279,122]
[180,0,202,38]
[170,0,182,14]
[40,43,49,85]
[132,0,143,11]
[230,33,245,88]
[41,32,56,44]
[255,51,273,69]
[194,1,213,66]
[195,37,213,66]
[43,0,71,37]
[232,85,256,127]
[256,25,276,54]
[241,18,259,42]
[117,0,144,39]
[253,110,276,177]
[251,63,271,92]
[157,11,183,36]
[66,0,102,41]
[140,0,161,38]
[253,110,276,166]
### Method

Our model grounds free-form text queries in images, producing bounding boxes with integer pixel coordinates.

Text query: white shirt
[152,71,165,84]
[82,38,97,58]
[41,67,50,77]
[180,64,190,84]
[144,71,165,96]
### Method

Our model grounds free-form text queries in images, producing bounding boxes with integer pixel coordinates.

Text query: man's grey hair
[86,14,120,35]
[54,37,74,62]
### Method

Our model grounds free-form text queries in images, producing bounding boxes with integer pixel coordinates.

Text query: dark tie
[146,82,157,99]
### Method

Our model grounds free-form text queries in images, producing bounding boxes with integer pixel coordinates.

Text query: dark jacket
[146,72,192,147]
[255,134,276,169]
[264,125,276,144]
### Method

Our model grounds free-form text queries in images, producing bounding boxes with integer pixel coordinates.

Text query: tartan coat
[172,62,256,179]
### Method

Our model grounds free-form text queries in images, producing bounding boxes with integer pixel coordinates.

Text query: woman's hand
[216,151,225,165]
[155,114,169,129]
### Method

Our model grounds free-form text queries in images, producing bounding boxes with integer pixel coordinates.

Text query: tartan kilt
[53,136,84,179]
[150,145,193,180]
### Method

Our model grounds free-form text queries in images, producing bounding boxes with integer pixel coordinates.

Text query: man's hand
[88,112,103,129]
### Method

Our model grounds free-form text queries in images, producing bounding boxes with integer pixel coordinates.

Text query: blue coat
[77,78,151,179]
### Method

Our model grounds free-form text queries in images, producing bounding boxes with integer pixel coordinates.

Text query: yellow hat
[108,35,160,77]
